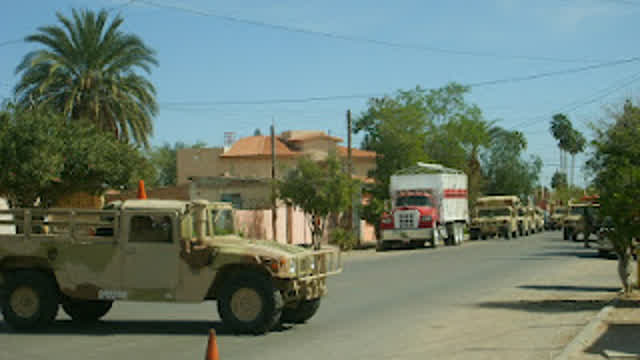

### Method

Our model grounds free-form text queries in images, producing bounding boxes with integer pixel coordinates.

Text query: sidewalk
[567,294,640,360]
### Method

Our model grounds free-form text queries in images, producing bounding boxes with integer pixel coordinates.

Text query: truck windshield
[554,208,566,215]
[396,196,432,207]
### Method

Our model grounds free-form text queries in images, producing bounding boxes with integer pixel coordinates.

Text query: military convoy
[0,199,342,333]
[469,196,546,240]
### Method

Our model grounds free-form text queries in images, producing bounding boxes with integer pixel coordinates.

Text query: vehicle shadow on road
[518,285,620,293]
[0,319,293,337]
[529,251,600,259]
[476,299,610,313]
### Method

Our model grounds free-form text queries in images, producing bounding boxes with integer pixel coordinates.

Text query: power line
[159,56,640,107]
[135,0,616,64]
[506,68,640,131]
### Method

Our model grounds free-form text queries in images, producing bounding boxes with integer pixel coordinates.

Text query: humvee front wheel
[281,298,321,324]
[62,299,112,322]
[218,272,283,334]
[1,271,59,331]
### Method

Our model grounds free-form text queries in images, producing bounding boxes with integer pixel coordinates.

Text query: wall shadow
[585,323,640,356]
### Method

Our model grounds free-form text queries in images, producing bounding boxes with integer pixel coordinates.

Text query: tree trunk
[617,248,633,294]
[571,154,575,188]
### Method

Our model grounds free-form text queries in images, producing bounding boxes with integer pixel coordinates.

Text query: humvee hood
[204,235,309,257]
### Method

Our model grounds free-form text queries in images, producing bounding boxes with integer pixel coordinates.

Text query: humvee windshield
[554,208,566,215]
[571,207,586,216]
[211,209,234,235]
[396,196,432,207]
[478,208,510,217]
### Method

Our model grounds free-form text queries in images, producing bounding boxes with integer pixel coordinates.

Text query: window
[211,209,234,235]
[395,196,432,207]
[130,215,173,243]
[220,193,242,209]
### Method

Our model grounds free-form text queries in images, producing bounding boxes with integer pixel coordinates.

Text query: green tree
[14,9,158,147]
[551,170,568,190]
[588,99,640,293]
[0,105,151,207]
[483,128,542,199]
[148,141,207,187]
[278,154,356,249]
[354,83,493,223]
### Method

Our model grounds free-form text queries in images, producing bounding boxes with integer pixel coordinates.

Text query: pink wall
[234,207,377,245]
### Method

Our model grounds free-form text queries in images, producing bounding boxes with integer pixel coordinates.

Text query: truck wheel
[571,233,578,242]
[281,299,321,324]
[376,241,389,252]
[217,272,283,334]
[1,270,59,331]
[503,228,511,240]
[563,228,569,240]
[431,227,440,248]
[62,299,112,322]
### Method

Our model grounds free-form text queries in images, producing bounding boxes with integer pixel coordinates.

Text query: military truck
[470,196,519,240]
[549,206,567,231]
[516,206,531,236]
[563,201,600,243]
[0,199,342,333]
[533,207,545,233]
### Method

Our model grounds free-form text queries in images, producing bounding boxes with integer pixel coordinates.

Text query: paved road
[0,231,621,360]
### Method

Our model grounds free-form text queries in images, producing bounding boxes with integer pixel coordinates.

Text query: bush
[330,227,357,251]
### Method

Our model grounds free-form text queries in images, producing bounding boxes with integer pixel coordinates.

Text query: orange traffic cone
[205,329,219,360]
[137,180,147,200]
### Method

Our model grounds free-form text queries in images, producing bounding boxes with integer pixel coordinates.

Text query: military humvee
[470,196,519,240]
[549,206,567,231]
[516,206,531,236]
[563,202,599,242]
[533,207,545,233]
[0,199,342,333]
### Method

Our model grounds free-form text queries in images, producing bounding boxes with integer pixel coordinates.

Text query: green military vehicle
[0,199,342,333]
[563,201,600,244]
[549,206,567,231]
[470,196,519,240]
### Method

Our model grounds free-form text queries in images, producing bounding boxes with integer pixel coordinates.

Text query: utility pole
[271,122,277,242]
[347,110,356,246]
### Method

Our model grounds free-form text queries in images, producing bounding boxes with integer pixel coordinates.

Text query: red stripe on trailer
[444,189,468,198]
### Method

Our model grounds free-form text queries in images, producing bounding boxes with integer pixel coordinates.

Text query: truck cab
[379,191,438,250]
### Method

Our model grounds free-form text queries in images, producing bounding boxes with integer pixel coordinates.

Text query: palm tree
[550,113,573,175]
[567,129,586,187]
[14,8,158,147]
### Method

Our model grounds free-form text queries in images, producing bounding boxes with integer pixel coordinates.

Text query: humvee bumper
[277,247,342,302]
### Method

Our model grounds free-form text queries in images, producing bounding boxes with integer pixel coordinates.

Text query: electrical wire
[134,0,616,64]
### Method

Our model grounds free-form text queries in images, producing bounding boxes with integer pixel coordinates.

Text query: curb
[554,298,619,360]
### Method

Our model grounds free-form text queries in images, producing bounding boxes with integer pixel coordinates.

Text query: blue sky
[2,0,640,188]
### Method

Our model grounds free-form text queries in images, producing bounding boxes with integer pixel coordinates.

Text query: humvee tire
[217,271,283,334]
[281,298,321,324]
[563,228,569,240]
[503,228,511,240]
[1,270,59,331]
[62,299,112,322]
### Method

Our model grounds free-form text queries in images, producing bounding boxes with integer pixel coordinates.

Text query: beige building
[176,130,377,205]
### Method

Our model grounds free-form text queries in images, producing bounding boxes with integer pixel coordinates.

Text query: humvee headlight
[310,257,317,272]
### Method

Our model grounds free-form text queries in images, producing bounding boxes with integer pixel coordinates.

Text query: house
[176,130,377,208]
[176,130,378,245]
